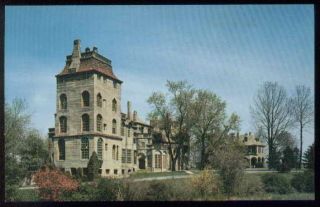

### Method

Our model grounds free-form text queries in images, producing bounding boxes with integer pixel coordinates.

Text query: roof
[56,52,122,83]
[239,133,266,146]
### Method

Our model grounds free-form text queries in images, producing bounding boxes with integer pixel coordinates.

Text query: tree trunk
[171,156,177,171]
[200,137,205,170]
[299,124,303,169]
[268,141,274,169]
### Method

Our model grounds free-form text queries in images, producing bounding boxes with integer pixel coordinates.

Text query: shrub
[261,173,293,194]
[94,178,123,201]
[235,174,265,196]
[144,181,170,201]
[191,169,219,198]
[61,183,98,201]
[33,166,79,201]
[291,170,314,193]
[87,152,102,181]
[210,141,246,196]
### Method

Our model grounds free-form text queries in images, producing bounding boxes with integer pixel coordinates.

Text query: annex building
[48,40,170,177]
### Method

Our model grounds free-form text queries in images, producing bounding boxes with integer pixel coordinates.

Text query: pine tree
[279,147,294,172]
[303,143,314,170]
[87,151,102,181]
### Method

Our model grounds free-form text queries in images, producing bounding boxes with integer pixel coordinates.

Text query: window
[60,94,67,109]
[97,93,102,107]
[121,123,124,136]
[134,150,137,164]
[112,99,117,112]
[127,150,132,163]
[113,81,117,88]
[112,119,117,134]
[97,138,103,160]
[82,91,90,107]
[116,146,119,160]
[106,169,110,174]
[112,145,116,160]
[81,137,89,159]
[104,124,107,131]
[82,114,90,131]
[105,143,108,151]
[103,99,106,108]
[114,169,118,175]
[122,149,126,163]
[97,114,102,132]
[128,128,131,137]
[59,116,67,133]
[155,154,162,168]
[58,139,65,160]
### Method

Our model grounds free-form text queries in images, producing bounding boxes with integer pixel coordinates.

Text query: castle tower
[52,40,124,176]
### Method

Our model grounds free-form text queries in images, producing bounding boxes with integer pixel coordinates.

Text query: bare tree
[250,82,293,169]
[291,85,313,169]
[148,80,196,171]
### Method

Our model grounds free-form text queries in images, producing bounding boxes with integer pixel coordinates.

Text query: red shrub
[33,166,79,201]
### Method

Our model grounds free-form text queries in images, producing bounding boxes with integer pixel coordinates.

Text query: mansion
[48,40,170,177]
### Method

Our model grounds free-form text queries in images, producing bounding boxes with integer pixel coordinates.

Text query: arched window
[112,99,117,112]
[60,94,67,109]
[59,116,67,133]
[97,114,102,132]
[97,138,103,160]
[112,119,117,134]
[81,137,89,159]
[112,145,116,160]
[82,114,90,131]
[58,139,65,160]
[82,91,90,107]
[97,93,102,107]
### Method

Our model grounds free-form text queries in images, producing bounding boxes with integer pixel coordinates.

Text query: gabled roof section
[56,40,122,83]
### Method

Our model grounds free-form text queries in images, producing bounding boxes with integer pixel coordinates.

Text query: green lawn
[14,189,39,201]
[129,170,189,179]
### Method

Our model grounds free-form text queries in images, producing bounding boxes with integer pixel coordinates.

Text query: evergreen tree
[87,151,102,181]
[303,143,314,170]
[279,147,295,172]
[293,147,300,169]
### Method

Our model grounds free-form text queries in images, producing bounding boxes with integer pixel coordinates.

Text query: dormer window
[113,81,117,88]
[244,137,248,142]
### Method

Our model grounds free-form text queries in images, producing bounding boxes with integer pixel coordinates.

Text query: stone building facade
[239,132,266,168]
[48,40,170,177]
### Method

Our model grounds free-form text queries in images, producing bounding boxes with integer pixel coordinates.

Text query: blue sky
[5,5,314,151]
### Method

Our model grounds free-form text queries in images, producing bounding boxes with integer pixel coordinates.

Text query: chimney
[249,132,252,136]
[133,111,137,122]
[85,47,90,52]
[93,46,98,53]
[127,101,132,120]
[236,132,240,138]
[69,39,81,71]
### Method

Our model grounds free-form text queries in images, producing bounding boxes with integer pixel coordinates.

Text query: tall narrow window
[58,139,65,160]
[121,123,125,136]
[116,146,119,160]
[82,114,90,131]
[128,128,131,137]
[112,119,117,134]
[112,99,117,112]
[112,145,116,160]
[134,150,137,164]
[97,93,102,107]
[97,138,103,160]
[59,116,67,133]
[96,114,102,132]
[60,94,67,109]
[82,91,90,107]
[81,137,89,159]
